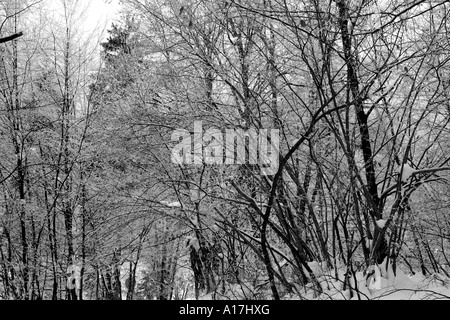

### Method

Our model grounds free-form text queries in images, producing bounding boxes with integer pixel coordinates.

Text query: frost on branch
[160,200,182,208]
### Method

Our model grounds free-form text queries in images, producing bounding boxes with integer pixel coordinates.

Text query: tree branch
[0,31,23,44]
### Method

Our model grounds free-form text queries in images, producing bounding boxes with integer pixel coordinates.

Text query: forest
[1,0,450,300]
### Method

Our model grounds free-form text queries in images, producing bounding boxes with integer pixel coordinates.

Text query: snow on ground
[119,258,450,300]
[300,259,450,300]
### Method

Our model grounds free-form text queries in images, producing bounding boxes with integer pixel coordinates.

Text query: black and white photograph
[1,0,450,306]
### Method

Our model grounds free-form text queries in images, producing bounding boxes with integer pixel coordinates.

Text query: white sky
[83,0,122,41]
[39,0,122,50]
[34,0,123,70]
